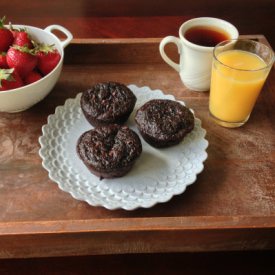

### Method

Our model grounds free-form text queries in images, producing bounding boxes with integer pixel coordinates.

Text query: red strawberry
[0,17,14,52]
[13,29,33,49]
[24,70,42,85]
[6,45,37,78]
[0,68,23,91]
[0,52,9,68]
[36,44,61,75]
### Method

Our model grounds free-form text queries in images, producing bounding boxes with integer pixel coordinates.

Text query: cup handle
[159,36,181,72]
[44,25,73,49]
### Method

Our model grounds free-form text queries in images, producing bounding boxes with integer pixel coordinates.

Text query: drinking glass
[209,39,274,128]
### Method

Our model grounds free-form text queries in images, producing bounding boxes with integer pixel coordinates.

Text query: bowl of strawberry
[0,17,73,112]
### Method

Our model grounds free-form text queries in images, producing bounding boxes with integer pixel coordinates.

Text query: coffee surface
[184,26,230,47]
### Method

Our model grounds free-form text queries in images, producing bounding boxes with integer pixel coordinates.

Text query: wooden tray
[0,35,275,258]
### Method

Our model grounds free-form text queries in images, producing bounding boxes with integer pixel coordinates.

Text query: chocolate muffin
[135,99,194,148]
[77,124,142,179]
[80,82,136,127]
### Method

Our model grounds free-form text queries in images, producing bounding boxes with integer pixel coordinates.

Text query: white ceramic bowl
[0,24,73,113]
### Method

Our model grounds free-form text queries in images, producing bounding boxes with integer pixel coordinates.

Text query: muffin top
[77,124,142,172]
[80,82,136,123]
[135,99,194,140]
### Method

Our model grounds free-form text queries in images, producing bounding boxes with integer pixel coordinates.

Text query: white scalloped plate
[39,85,208,210]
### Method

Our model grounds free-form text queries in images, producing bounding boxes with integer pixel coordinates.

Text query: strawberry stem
[34,43,56,54]
[12,45,36,55]
[0,68,15,88]
[0,16,7,29]
[9,22,19,32]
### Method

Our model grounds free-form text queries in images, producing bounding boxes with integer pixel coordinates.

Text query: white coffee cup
[159,17,239,92]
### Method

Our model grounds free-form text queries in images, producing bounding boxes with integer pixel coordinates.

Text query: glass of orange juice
[209,39,274,128]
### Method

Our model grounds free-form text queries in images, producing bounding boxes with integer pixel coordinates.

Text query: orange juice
[209,49,268,123]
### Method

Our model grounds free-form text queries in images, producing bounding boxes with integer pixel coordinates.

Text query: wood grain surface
[0,35,274,258]
[0,2,274,272]
[0,0,274,47]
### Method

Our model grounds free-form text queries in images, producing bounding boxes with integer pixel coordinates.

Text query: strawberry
[0,17,14,52]
[13,29,33,49]
[36,44,61,75]
[24,70,42,85]
[6,45,37,78]
[0,52,9,68]
[0,68,23,91]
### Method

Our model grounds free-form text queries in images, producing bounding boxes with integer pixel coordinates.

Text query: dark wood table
[0,1,275,273]
[1,0,275,47]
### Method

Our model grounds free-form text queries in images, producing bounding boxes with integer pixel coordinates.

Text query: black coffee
[184,26,230,47]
